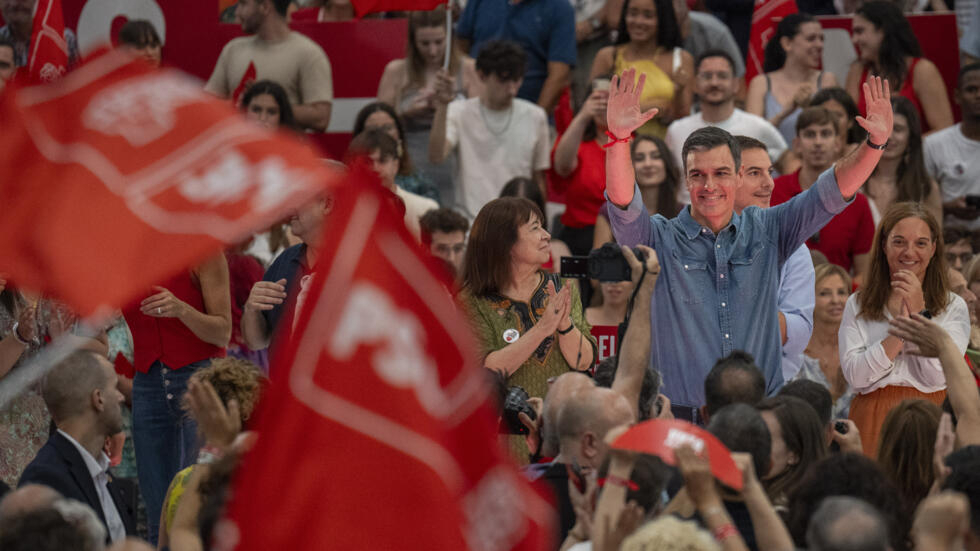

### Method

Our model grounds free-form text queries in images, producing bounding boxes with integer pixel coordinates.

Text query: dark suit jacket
[18,431,138,541]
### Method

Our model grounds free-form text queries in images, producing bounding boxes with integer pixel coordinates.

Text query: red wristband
[712,523,739,541]
[602,130,633,148]
[597,475,639,491]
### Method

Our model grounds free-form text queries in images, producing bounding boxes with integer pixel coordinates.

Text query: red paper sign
[591,325,619,366]
[218,167,554,550]
[611,419,743,491]
[0,50,338,316]
[28,0,69,83]
[746,0,798,83]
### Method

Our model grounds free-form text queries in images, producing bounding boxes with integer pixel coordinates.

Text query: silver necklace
[478,102,514,137]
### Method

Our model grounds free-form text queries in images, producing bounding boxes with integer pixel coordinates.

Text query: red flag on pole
[0,50,339,317]
[218,166,555,550]
[745,0,798,83]
[28,0,69,83]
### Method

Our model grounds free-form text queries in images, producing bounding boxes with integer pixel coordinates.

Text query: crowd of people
[2,0,980,549]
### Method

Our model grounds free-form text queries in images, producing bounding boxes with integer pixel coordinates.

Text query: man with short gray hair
[806,496,891,551]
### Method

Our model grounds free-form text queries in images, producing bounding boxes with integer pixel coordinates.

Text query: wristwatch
[866,137,887,150]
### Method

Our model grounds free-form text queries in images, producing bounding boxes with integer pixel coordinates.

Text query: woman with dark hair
[117,19,162,68]
[876,399,941,512]
[376,7,478,196]
[499,177,572,272]
[810,86,867,150]
[592,134,681,249]
[840,202,970,456]
[353,101,438,202]
[241,79,296,131]
[863,96,942,226]
[746,13,837,146]
[845,1,953,133]
[755,395,827,509]
[589,0,693,138]
[459,197,596,404]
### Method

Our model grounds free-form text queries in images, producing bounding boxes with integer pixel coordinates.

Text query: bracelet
[10,322,32,346]
[196,445,224,465]
[865,137,887,150]
[597,475,639,491]
[557,324,574,335]
[712,523,739,542]
[602,130,633,149]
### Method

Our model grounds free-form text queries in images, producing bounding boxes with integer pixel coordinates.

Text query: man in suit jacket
[18,350,136,543]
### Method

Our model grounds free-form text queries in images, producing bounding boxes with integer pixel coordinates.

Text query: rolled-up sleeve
[839,296,894,392]
[605,183,655,248]
[771,167,852,262]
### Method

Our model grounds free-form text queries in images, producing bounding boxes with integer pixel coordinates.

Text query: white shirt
[665,108,788,204]
[446,97,551,218]
[57,429,126,543]
[395,186,439,242]
[923,123,980,230]
[839,292,971,395]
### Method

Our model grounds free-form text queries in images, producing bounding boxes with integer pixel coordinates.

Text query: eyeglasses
[946,252,974,265]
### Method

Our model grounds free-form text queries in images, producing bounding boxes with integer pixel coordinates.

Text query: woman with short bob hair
[841,202,971,455]
[459,197,596,402]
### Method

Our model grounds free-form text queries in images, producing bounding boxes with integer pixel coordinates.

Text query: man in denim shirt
[603,69,894,418]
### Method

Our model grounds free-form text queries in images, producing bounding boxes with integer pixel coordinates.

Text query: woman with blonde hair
[840,202,970,455]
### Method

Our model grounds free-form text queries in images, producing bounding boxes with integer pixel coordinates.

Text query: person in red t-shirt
[771,106,875,285]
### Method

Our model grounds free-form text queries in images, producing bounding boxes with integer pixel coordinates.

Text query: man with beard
[0,0,78,68]
[18,351,136,544]
[665,49,786,203]
[205,0,333,131]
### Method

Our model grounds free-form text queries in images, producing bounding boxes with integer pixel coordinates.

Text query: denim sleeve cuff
[814,166,854,215]
[604,182,644,221]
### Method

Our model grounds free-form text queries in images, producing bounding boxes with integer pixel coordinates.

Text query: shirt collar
[57,429,110,478]
[677,206,740,240]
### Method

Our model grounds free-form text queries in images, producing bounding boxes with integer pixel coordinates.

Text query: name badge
[503,328,520,343]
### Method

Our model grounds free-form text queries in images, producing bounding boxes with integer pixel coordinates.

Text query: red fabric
[231,61,256,106]
[746,0,797,83]
[0,50,337,317]
[349,0,446,17]
[226,252,265,349]
[550,138,607,228]
[122,271,226,373]
[771,171,875,271]
[291,7,319,21]
[220,170,554,550]
[27,0,69,84]
[112,352,135,379]
[857,58,929,132]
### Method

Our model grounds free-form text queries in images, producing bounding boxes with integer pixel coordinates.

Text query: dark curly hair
[186,357,266,424]
[475,40,526,81]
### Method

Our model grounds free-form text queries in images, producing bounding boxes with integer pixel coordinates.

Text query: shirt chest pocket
[673,255,710,305]
[728,244,767,287]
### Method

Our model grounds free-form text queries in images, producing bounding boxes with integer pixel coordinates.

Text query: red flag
[28,0,69,83]
[231,61,256,106]
[0,50,339,317]
[745,0,798,83]
[218,166,554,550]
[350,0,446,18]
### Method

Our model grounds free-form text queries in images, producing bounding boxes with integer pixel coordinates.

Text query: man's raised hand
[856,76,893,146]
[607,68,659,138]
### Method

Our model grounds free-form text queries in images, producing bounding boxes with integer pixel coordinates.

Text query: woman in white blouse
[840,202,971,456]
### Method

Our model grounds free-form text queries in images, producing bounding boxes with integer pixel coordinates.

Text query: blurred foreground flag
[0,50,338,317]
[746,0,798,82]
[219,167,554,550]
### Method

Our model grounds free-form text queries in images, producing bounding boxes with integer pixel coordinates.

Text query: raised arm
[605,69,659,207]
[611,246,659,420]
[835,76,894,200]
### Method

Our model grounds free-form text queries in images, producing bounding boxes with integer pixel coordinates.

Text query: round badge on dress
[503,328,520,343]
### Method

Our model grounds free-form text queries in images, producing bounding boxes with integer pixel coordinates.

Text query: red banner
[351,0,446,17]
[219,169,554,550]
[28,0,69,83]
[0,50,337,316]
[746,0,798,83]
[591,325,618,366]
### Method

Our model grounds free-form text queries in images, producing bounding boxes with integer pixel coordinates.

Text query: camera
[560,243,648,282]
[499,386,537,435]
[834,421,849,434]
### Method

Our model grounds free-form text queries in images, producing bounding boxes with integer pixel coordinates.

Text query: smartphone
[592,77,611,92]
[834,421,849,434]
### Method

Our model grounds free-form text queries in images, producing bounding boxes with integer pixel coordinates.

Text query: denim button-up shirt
[607,167,850,407]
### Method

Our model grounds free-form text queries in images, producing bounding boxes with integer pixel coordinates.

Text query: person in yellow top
[589,0,693,138]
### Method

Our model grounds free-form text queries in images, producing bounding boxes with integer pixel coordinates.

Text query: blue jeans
[133,360,206,545]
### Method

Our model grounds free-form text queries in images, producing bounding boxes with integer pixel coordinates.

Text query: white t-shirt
[446,97,551,218]
[395,186,439,242]
[923,123,980,230]
[665,108,788,204]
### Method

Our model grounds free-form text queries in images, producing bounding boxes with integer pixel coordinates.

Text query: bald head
[557,387,635,468]
[541,372,594,457]
[0,485,61,519]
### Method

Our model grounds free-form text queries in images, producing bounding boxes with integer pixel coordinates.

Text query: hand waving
[856,76,893,146]
[607,68,659,138]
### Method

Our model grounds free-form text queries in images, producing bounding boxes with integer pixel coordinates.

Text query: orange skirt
[849,385,947,456]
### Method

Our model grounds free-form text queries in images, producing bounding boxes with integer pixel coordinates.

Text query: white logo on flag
[664,427,705,454]
[83,74,200,146]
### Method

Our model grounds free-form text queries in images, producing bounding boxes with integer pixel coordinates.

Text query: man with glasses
[665,49,787,203]
[944,226,976,275]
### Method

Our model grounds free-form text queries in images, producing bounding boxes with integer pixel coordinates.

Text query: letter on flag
[746,0,798,82]
[217,169,555,550]
[28,0,69,83]
[0,50,339,317]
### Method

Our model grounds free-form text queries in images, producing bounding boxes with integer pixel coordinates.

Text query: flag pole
[443,1,452,70]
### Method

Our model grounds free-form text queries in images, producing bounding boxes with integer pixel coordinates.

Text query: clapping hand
[856,76,893,146]
[891,270,925,315]
[539,281,572,335]
[607,68,659,139]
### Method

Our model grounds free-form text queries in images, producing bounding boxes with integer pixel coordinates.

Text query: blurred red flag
[350,0,446,17]
[219,167,555,551]
[0,50,339,317]
[28,0,69,83]
[746,0,798,82]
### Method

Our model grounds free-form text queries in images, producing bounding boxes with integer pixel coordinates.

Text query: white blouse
[839,292,971,394]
